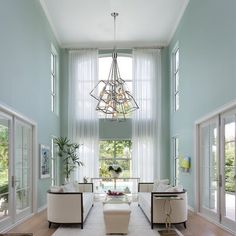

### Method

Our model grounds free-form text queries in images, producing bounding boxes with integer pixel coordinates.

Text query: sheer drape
[132,49,161,182]
[68,49,99,182]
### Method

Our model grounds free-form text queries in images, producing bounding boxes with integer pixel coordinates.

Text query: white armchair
[47,183,94,229]
[138,183,188,229]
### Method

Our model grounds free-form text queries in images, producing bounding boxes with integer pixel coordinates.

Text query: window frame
[50,44,58,114]
[99,139,132,177]
[172,43,180,112]
[173,136,179,186]
[51,136,58,186]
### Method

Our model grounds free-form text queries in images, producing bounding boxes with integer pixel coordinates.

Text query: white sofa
[138,183,188,229]
[47,183,94,229]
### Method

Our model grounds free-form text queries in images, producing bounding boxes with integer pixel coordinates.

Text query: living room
[0,0,236,235]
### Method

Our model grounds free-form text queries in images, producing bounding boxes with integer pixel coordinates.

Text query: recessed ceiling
[39,0,189,48]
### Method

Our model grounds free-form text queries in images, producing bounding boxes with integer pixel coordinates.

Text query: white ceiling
[39,0,189,48]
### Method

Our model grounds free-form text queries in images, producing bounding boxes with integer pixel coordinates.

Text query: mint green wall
[60,49,69,137]
[0,0,61,209]
[160,48,170,179]
[168,0,236,207]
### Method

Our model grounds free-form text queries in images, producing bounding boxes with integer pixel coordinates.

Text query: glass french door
[0,112,33,231]
[0,112,12,230]
[199,117,219,221]
[198,108,236,233]
[220,109,236,232]
[14,119,33,221]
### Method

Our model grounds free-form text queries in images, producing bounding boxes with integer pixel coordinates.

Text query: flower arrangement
[107,189,124,196]
[108,165,122,174]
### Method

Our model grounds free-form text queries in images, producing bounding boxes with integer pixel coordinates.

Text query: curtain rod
[66,46,165,51]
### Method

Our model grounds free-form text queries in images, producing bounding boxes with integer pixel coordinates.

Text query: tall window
[51,137,58,186]
[172,44,180,111]
[99,140,132,178]
[173,137,179,185]
[51,45,57,113]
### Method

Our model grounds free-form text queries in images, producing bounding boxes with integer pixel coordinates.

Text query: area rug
[0,234,33,236]
[52,202,183,236]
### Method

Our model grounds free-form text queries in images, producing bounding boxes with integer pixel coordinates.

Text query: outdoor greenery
[225,142,235,192]
[55,137,83,181]
[99,140,131,178]
[0,125,8,202]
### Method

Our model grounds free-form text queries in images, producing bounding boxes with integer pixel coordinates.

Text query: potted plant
[108,165,122,178]
[55,137,83,183]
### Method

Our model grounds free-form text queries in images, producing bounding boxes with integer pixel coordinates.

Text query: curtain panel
[132,49,161,182]
[68,49,99,182]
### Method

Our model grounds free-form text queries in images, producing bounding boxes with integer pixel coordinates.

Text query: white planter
[111,171,120,178]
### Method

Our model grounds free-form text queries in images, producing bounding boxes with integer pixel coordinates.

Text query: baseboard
[37,204,47,213]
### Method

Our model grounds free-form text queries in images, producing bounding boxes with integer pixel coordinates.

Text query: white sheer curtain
[68,49,99,182]
[132,49,161,182]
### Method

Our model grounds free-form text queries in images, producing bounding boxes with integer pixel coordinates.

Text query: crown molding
[38,0,62,47]
[167,0,189,45]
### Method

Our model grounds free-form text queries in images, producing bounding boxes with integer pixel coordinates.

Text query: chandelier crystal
[90,12,139,120]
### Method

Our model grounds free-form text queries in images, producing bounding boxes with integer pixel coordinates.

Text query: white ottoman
[103,203,131,234]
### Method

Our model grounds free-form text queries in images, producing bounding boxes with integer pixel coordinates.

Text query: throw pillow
[152,179,170,192]
[63,182,76,192]
[166,185,184,192]
[156,184,172,192]
[50,186,63,192]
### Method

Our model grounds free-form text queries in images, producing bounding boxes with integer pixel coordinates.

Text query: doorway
[198,107,236,232]
[0,108,36,232]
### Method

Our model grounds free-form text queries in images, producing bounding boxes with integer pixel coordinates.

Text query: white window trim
[171,42,180,112]
[172,136,179,186]
[51,135,59,186]
[51,44,59,115]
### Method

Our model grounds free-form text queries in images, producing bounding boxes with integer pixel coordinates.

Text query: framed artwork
[40,144,50,178]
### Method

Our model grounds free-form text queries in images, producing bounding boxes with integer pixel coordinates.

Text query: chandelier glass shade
[90,12,139,120]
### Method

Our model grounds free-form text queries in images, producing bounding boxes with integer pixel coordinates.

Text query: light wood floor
[8,209,234,236]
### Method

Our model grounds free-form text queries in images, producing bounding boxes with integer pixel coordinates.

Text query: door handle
[11,176,15,188]
[218,174,222,187]
[11,176,19,188]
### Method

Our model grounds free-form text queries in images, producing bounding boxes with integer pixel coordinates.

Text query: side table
[154,196,183,229]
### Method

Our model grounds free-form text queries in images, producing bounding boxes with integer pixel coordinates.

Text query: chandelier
[90,12,139,120]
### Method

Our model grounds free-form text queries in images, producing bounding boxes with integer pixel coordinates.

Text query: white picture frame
[40,144,50,179]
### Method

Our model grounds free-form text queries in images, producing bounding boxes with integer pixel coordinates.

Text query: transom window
[99,140,132,178]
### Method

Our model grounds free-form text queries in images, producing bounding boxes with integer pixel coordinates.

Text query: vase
[111,171,120,178]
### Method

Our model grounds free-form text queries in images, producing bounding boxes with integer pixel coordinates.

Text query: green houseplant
[55,137,83,182]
